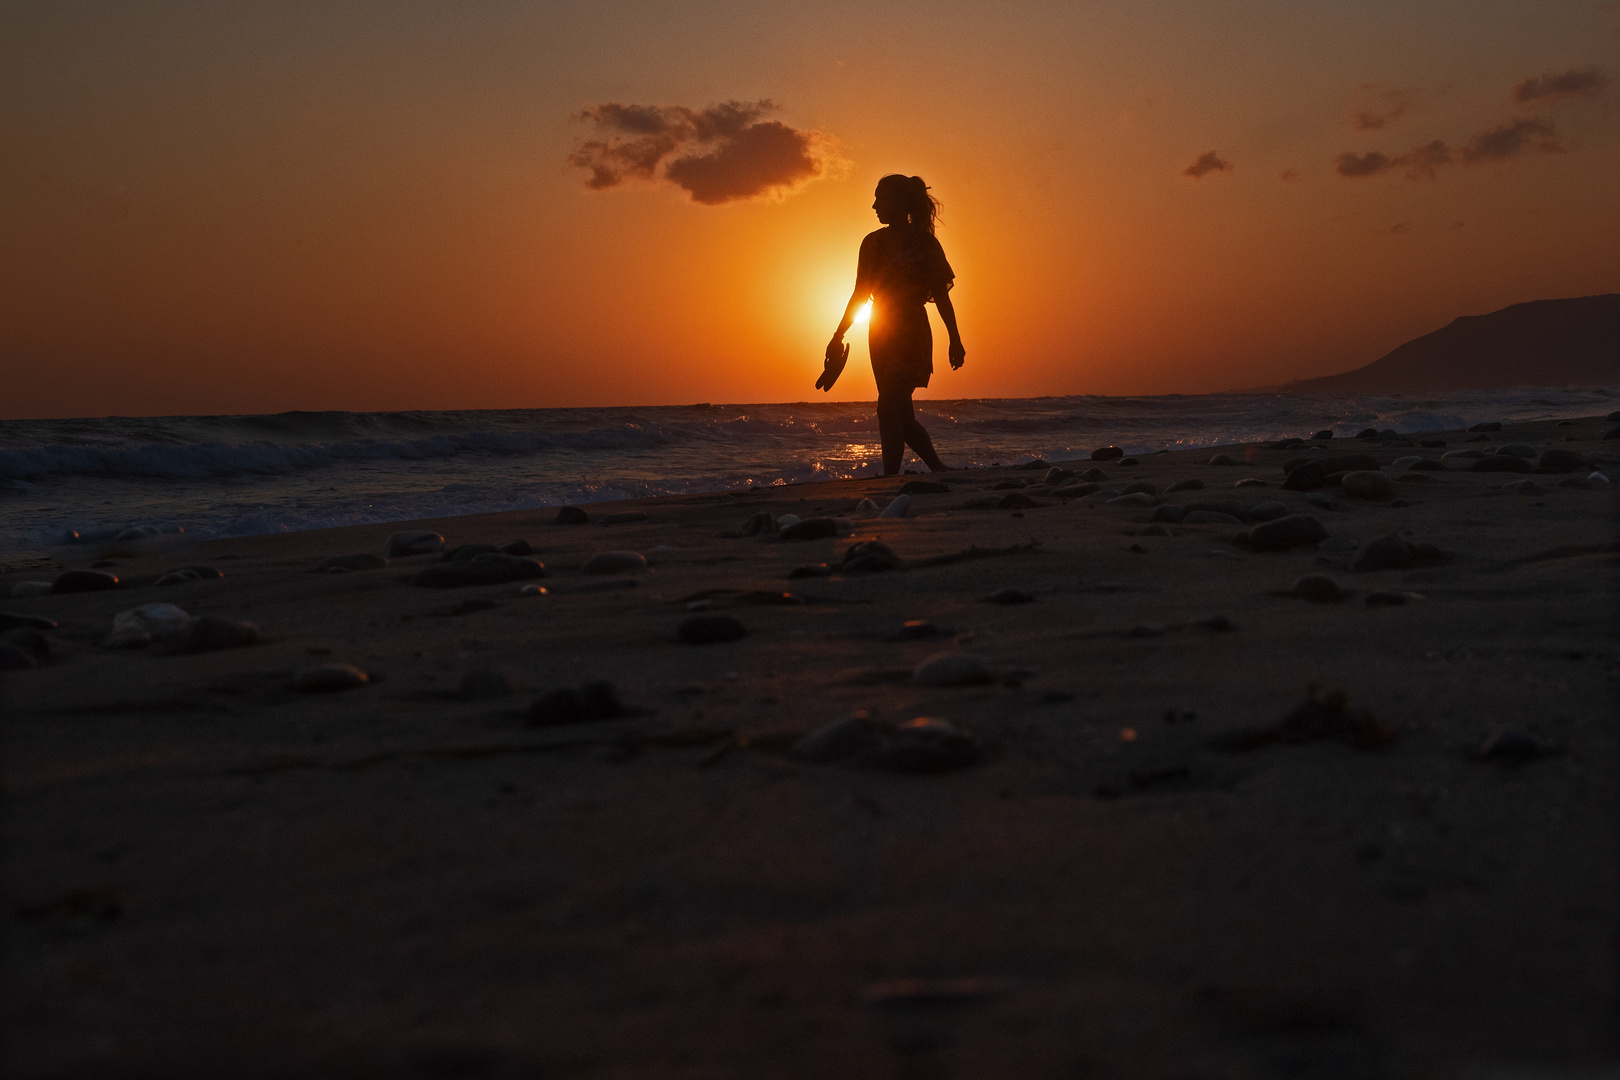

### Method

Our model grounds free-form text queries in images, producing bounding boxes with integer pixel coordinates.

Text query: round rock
[1292,574,1344,603]
[1209,454,1240,466]
[678,614,746,644]
[1244,514,1329,551]
[912,653,992,687]
[1341,471,1392,500]
[52,570,119,594]
[1248,501,1289,522]
[386,531,444,558]
[555,506,590,525]
[1090,446,1125,461]
[582,551,648,575]
[294,664,370,693]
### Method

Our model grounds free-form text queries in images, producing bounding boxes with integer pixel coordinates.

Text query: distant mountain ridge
[1271,294,1619,394]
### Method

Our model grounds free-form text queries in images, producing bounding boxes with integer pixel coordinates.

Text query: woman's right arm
[828,237,875,359]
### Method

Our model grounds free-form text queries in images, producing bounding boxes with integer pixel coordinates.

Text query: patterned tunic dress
[856,225,955,392]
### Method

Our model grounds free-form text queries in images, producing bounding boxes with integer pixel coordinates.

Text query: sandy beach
[3,415,1616,1078]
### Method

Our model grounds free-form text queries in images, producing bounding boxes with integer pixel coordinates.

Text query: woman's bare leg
[877,388,946,474]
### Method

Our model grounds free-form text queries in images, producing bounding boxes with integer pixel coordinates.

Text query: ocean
[2,387,1614,547]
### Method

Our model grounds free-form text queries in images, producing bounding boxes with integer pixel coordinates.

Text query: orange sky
[3,1,1617,418]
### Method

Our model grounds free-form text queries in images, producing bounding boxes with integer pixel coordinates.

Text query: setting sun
[853,300,872,324]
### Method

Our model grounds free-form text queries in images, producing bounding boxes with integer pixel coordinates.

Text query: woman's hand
[825,334,847,365]
[948,339,966,370]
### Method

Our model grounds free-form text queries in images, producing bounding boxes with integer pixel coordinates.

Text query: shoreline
[3,415,1616,1075]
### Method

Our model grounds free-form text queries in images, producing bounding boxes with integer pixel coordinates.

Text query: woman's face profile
[872,187,904,225]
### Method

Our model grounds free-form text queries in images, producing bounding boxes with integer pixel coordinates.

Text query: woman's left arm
[934,290,966,370]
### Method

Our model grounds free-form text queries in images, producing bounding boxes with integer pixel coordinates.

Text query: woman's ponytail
[877,173,942,234]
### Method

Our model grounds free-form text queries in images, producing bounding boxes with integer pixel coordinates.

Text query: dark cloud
[1351,86,1419,131]
[1511,67,1606,103]
[1335,118,1561,179]
[1182,151,1231,179]
[1460,117,1562,161]
[567,100,842,203]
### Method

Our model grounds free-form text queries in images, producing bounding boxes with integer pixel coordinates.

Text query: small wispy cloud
[567,100,844,204]
[1182,151,1232,179]
[1335,117,1562,179]
[1511,67,1607,103]
[1351,86,1421,131]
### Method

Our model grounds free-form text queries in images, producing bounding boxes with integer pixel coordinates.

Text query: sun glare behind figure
[853,300,872,324]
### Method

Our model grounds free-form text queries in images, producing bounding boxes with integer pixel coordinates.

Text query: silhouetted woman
[818,174,965,475]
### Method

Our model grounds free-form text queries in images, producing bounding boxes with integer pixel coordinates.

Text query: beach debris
[155,564,224,586]
[1091,446,1124,461]
[791,713,883,763]
[10,581,53,598]
[1209,454,1240,466]
[842,540,905,573]
[880,493,912,518]
[440,544,502,562]
[1365,590,1425,606]
[1212,687,1396,753]
[527,680,629,725]
[0,612,56,632]
[1472,456,1531,473]
[600,511,650,525]
[105,603,192,648]
[1347,535,1447,573]
[582,551,648,575]
[1290,575,1345,603]
[413,555,544,587]
[981,587,1034,604]
[1341,471,1392,500]
[1184,510,1242,525]
[678,614,747,644]
[171,615,259,653]
[870,717,981,772]
[899,479,952,495]
[52,569,120,594]
[912,652,992,686]
[315,553,390,573]
[293,664,370,693]
[1239,514,1328,551]
[1476,727,1542,763]
[778,517,846,541]
[789,712,981,772]
[1166,478,1205,492]
[739,511,777,536]
[1537,449,1591,473]
[555,506,590,524]
[889,619,945,641]
[386,531,444,557]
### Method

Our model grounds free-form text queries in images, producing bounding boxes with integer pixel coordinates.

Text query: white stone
[776,514,802,529]
[879,493,911,518]
[912,652,992,687]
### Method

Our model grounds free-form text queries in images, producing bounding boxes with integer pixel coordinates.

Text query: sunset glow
[853,300,872,325]
[0,2,1615,418]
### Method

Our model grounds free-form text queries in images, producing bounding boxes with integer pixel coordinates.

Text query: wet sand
[3,416,1617,1078]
